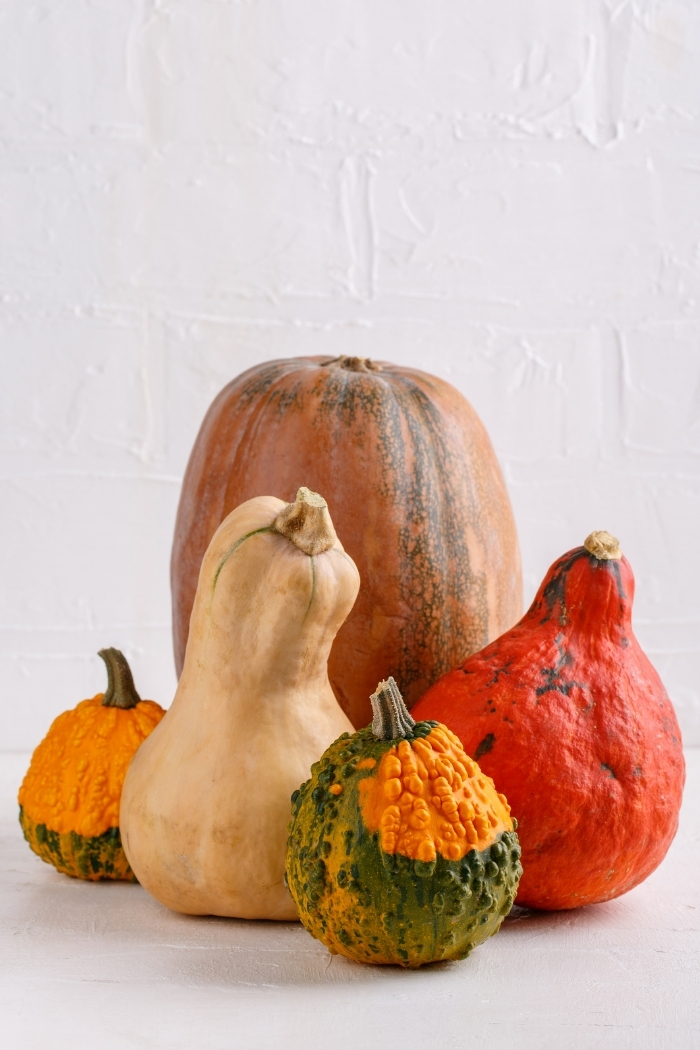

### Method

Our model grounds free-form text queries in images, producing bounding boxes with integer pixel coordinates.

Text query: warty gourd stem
[98,648,142,709]
[370,677,415,740]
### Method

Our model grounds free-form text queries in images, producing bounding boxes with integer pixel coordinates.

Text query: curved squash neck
[177,491,358,717]
[184,547,350,705]
[527,543,633,638]
[187,586,339,706]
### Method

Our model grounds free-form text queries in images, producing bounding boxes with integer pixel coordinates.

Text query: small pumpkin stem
[584,531,622,561]
[98,648,142,709]
[272,487,338,556]
[324,356,382,373]
[370,677,415,740]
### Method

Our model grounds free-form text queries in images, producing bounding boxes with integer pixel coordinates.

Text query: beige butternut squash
[120,488,359,919]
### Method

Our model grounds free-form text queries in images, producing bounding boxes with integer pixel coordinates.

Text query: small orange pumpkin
[18,649,165,881]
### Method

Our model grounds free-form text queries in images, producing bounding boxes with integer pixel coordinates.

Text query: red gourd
[411,531,685,910]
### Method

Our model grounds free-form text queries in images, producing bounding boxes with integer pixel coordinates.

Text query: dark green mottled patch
[306,363,493,701]
[474,733,496,759]
[535,632,587,699]
[19,807,137,881]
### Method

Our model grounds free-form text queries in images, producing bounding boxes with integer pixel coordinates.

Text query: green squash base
[19,807,137,881]
[286,727,523,968]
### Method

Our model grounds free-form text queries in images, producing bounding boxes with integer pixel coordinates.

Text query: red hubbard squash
[172,355,522,728]
[412,531,685,910]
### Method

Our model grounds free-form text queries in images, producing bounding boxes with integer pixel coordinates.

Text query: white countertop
[1,751,698,1050]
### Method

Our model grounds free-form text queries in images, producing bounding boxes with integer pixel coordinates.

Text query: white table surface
[1,751,698,1050]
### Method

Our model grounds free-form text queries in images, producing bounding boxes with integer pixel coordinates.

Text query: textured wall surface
[1,1,699,749]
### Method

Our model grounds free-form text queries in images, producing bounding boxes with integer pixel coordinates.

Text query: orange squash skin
[19,694,165,880]
[411,545,685,910]
[172,356,522,728]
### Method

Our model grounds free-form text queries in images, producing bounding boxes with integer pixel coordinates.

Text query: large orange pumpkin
[412,531,685,910]
[172,355,522,727]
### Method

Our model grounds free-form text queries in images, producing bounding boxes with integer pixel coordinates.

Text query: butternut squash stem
[98,648,141,709]
[370,677,415,740]
[272,487,337,556]
[583,531,622,560]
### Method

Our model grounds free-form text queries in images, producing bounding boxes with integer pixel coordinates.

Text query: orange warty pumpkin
[172,355,522,728]
[18,649,165,880]
[411,531,685,910]
[286,678,522,967]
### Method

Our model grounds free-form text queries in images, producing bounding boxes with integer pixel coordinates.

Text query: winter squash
[120,488,359,919]
[287,679,522,966]
[414,532,685,910]
[122,488,357,919]
[286,677,522,966]
[18,649,165,881]
[172,355,522,728]
[412,531,685,910]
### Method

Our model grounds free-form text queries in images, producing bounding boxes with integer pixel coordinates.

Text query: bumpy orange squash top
[360,723,512,863]
[19,653,164,839]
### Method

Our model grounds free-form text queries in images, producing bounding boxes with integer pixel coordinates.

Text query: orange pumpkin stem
[324,355,382,373]
[98,648,142,709]
[272,487,338,556]
[370,677,415,740]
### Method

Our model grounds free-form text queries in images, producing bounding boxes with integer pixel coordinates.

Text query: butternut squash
[120,488,359,919]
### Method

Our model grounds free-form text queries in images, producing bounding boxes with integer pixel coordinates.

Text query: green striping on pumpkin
[286,685,522,968]
[19,807,136,882]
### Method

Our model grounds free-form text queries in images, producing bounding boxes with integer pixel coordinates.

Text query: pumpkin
[18,649,165,881]
[286,677,522,967]
[171,355,522,728]
[412,531,686,910]
[120,487,359,919]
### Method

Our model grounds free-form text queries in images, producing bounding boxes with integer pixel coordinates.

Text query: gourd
[18,649,165,881]
[120,488,359,919]
[286,677,522,967]
[171,355,522,728]
[412,531,686,910]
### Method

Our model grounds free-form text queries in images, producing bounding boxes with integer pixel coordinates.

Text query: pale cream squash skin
[120,494,359,919]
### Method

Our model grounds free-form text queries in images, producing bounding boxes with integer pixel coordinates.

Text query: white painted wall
[2,1,699,749]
